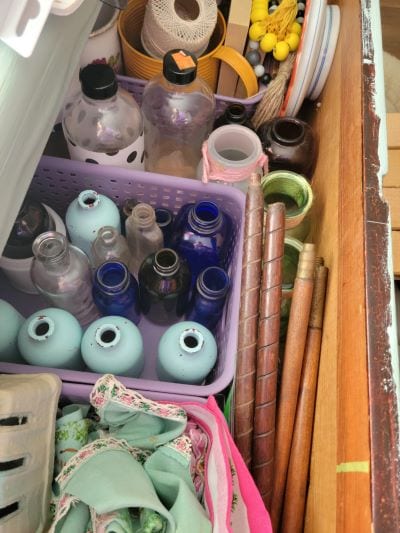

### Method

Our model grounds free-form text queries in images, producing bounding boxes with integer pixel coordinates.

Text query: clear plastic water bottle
[141,49,215,178]
[62,63,144,169]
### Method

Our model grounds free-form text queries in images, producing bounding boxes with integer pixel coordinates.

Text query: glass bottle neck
[271,118,305,146]
[97,226,119,248]
[95,261,130,294]
[130,203,157,230]
[197,266,229,300]
[32,231,71,271]
[153,249,180,276]
[188,201,222,234]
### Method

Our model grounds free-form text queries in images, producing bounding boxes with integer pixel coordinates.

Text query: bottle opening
[154,249,179,275]
[155,208,172,227]
[33,231,67,262]
[226,103,246,122]
[200,266,229,297]
[78,190,100,209]
[98,226,116,246]
[180,328,203,353]
[132,203,155,228]
[95,323,121,348]
[97,261,129,292]
[194,201,219,223]
[35,322,49,337]
[272,118,305,145]
[101,328,116,344]
[28,316,55,341]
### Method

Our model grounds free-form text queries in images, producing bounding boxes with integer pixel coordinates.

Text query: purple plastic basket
[0,155,244,397]
[117,74,264,118]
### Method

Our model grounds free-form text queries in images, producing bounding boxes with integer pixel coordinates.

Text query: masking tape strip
[336,461,370,473]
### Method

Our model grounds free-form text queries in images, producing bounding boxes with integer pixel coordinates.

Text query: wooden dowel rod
[233,173,264,467]
[270,243,316,530]
[281,264,329,533]
[252,202,285,507]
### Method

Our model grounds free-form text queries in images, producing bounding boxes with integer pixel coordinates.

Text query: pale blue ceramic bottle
[157,321,218,384]
[81,316,144,377]
[17,308,83,369]
[0,299,24,363]
[65,189,121,257]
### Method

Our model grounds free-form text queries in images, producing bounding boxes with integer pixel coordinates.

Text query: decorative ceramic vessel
[81,316,144,377]
[157,321,218,384]
[257,117,318,179]
[261,171,313,230]
[0,204,66,294]
[93,260,141,325]
[0,299,24,363]
[17,308,83,369]
[186,266,230,330]
[65,189,121,258]
[170,200,233,284]
[138,248,191,325]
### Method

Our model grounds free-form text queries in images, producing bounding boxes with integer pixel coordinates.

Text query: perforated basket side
[0,156,245,397]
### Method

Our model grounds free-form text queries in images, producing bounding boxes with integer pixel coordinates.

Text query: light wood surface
[304,0,372,529]
[384,188,400,229]
[384,149,400,187]
[381,0,400,59]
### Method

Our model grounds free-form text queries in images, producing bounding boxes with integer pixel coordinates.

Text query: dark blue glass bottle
[93,260,140,324]
[155,207,174,247]
[186,266,230,330]
[170,200,233,284]
[138,248,191,325]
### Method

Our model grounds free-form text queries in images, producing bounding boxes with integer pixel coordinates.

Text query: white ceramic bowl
[307,5,341,101]
[0,204,66,294]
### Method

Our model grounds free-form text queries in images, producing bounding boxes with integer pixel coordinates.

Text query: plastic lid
[163,49,198,85]
[79,64,118,99]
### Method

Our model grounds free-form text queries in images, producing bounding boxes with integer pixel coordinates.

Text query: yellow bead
[250,8,268,23]
[285,32,300,52]
[290,21,302,35]
[273,40,290,61]
[260,32,278,53]
[249,22,265,42]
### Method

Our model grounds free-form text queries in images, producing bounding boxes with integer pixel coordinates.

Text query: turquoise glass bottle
[17,308,83,369]
[138,248,191,325]
[0,299,24,363]
[157,321,218,384]
[66,189,121,257]
[81,316,144,377]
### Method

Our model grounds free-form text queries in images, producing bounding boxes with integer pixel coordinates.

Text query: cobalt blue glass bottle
[170,200,233,284]
[186,266,230,331]
[138,248,191,325]
[93,260,140,325]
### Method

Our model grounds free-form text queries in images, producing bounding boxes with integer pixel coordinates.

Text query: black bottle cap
[163,49,198,85]
[79,64,118,99]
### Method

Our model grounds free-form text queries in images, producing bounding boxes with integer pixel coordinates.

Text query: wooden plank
[0,2,101,256]
[386,113,400,148]
[384,149,400,187]
[383,187,400,229]
[392,231,400,277]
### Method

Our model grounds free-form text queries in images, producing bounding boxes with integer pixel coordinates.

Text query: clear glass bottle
[186,266,230,331]
[141,49,215,178]
[138,248,191,325]
[31,231,100,327]
[91,226,131,269]
[92,260,140,325]
[62,63,144,169]
[125,203,163,274]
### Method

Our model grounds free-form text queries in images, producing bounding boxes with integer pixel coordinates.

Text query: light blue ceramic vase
[17,308,83,369]
[0,299,24,363]
[81,316,144,377]
[157,321,218,384]
[65,189,121,257]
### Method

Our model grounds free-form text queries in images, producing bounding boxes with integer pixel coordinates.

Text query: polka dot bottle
[62,64,144,170]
